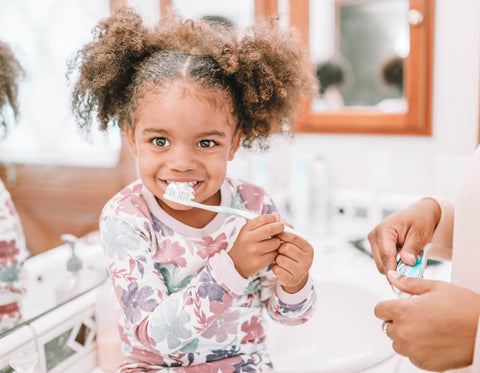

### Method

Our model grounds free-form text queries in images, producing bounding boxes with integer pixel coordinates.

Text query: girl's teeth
[167,181,198,186]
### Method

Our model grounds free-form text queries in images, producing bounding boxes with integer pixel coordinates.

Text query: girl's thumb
[387,270,431,296]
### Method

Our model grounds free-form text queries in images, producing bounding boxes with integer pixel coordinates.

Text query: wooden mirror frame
[290,0,435,135]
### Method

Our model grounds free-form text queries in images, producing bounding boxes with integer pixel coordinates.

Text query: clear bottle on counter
[55,234,83,304]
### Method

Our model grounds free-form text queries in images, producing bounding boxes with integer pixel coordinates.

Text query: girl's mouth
[165,180,200,187]
[165,180,199,188]
[163,180,202,195]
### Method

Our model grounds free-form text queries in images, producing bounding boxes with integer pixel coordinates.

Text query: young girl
[71,9,318,372]
[0,40,28,334]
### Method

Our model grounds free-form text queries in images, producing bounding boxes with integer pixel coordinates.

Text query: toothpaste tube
[394,245,430,298]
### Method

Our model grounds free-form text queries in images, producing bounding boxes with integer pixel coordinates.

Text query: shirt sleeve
[209,242,317,325]
[425,196,454,260]
[260,268,316,325]
[100,210,246,355]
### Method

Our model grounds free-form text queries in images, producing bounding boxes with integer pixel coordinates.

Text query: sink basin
[266,281,394,373]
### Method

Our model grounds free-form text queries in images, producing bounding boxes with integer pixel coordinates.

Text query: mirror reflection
[310,0,409,112]
[0,1,116,336]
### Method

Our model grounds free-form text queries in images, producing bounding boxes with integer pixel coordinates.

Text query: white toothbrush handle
[184,199,302,237]
[218,206,259,220]
[186,200,258,220]
[220,206,302,237]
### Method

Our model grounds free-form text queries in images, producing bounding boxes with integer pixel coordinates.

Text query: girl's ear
[125,125,138,157]
[228,129,242,161]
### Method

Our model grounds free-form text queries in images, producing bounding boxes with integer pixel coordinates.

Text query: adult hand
[368,198,441,275]
[228,213,284,278]
[273,230,314,293]
[375,271,480,372]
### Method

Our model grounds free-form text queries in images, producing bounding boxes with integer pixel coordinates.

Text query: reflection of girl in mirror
[0,40,28,334]
[70,9,317,372]
[375,56,407,112]
[312,60,345,111]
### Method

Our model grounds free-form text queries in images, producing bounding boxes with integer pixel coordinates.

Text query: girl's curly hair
[0,41,25,135]
[69,8,317,148]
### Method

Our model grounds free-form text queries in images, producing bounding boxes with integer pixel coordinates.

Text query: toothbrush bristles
[164,183,195,202]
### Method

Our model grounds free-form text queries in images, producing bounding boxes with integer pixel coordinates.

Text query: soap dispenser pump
[55,234,83,303]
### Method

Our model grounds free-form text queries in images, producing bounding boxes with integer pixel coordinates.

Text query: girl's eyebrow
[142,128,227,138]
[143,127,169,136]
[197,130,227,138]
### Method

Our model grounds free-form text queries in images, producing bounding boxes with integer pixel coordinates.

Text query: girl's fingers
[275,253,301,274]
[272,263,293,280]
[276,230,312,252]
[262,250,278,265]
[245,213,278,230]
[246,214,286,239]
[257,237,282,254]
[277,243,303,263]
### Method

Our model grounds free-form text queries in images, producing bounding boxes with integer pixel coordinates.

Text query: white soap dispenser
[55,234,83,303]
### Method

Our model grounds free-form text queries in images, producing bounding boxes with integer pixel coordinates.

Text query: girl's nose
[166,146,196,171]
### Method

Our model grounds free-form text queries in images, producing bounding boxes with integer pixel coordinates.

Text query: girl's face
[126,82,241,227]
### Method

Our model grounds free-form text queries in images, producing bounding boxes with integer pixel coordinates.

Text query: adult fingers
[368,228,398,275]
[374,298,404,321]
[399,229,428,266]
[387,270,434,296]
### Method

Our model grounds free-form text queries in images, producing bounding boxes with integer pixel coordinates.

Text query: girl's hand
[228,214,284,278]
[273,230,314,293]
[375,271,480,372]
[368,198,441,275]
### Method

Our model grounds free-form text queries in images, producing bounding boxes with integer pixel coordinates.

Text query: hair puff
[0,41,25,134]
[70,8,318,148]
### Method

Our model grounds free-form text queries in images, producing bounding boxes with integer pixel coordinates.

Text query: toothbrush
[164,182,298,235]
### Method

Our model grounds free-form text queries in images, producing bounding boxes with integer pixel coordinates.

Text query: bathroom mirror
[0,235,108,338]
[290,0,434,135]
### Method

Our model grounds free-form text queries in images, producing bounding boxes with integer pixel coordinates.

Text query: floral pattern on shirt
[100,177,316,372]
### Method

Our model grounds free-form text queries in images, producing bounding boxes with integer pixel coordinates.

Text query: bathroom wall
[232,0,480,203]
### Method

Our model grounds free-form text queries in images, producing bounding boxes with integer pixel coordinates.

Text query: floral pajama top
[0,180,28,334]
[100,177,316,372]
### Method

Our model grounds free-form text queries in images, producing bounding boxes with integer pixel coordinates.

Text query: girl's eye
[152,137,169,147]
[198,140,217,148]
